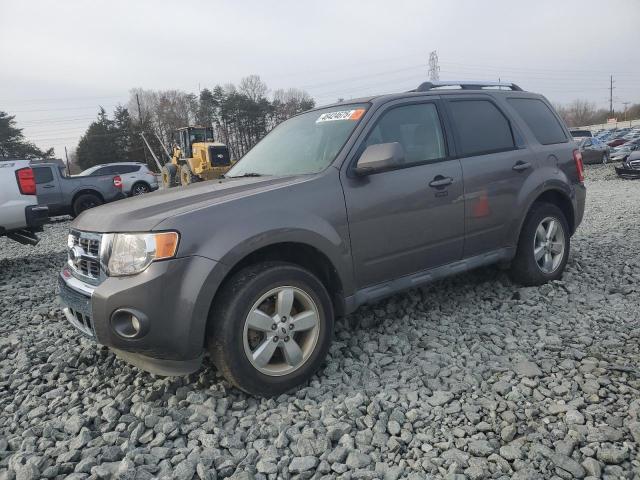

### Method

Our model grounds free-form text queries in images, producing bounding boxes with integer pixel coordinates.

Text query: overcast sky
[1,0,639,158]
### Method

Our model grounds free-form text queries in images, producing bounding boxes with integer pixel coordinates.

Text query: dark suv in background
[58,81,586,396]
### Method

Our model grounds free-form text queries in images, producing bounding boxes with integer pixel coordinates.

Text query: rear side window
[92,166,112,175]
[509,98,568,145]
[363,103,446,166]
[33,167,53,184]
[448,100,515,156]
[116,165,141,174]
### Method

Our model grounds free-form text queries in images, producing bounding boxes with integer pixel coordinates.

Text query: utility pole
[609,75,614,117]
[622,101,630,122]
[136,93,151,166]
[136,93,144,124]
[428,51,440,81]
[64,146,71,176]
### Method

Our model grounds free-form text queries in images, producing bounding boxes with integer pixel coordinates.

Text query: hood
[72,175,306,232]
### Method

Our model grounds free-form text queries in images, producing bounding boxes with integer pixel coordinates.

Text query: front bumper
[615,165,640,179]
[57,255,227,376]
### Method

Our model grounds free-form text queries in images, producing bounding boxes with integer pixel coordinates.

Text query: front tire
[207,262,334,396]
[510,202,570,286]
[161,164,177,188]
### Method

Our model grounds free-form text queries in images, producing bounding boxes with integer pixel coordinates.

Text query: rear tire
[510,202,570,286]
[207,262,334,396]
[180,164,199,186]
[131,182,150,196]
[72,193,103,217]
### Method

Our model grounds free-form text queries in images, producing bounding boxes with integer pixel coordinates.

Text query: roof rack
[412,81,523,92]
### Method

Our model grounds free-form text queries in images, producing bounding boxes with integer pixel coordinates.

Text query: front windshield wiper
[226,172,266,179]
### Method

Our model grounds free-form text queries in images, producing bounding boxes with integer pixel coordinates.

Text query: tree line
[3,88,640,166]
[74,75,314,170]
[555,100,640,128]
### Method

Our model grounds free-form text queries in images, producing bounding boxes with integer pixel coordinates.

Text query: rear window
[33,167,53,184]
[509,98,569,145]
[447,99,515,156]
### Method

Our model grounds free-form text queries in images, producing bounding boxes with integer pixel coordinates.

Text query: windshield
[226,104,367,177]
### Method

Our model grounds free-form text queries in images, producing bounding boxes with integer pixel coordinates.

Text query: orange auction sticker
[316,108,366,123]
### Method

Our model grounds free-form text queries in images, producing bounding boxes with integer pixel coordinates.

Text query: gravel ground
[1,165,639,480]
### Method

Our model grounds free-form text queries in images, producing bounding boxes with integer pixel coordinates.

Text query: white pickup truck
[0,160,49,244]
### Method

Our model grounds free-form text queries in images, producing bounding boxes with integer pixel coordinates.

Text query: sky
[1,0,639,158]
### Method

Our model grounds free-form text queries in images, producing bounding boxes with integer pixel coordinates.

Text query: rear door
[33,166,62,208]
[341,98,465,288]
[443,96,537,257]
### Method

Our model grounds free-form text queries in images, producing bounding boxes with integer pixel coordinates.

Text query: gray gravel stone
[1,168,638,479]
[289,456,318,473]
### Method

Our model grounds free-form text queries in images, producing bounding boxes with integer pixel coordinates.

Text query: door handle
[429,176,454,188]
[512,161,531,171]
[42,185,55,189]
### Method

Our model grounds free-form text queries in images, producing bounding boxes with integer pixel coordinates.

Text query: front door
[341,100,465,288]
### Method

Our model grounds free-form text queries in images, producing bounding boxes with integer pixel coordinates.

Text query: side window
[33,167,53,184]
[120,165,141,174]
[508,98,568,145]
[91,167,109,176]
[448,100,515,156]
[363,103,446,166]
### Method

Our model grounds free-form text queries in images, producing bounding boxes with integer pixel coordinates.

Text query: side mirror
[354,142,405,176]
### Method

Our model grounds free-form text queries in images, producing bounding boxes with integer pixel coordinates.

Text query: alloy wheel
[242,286,320,376]
[533,216,565,274]
[133,184,149,195]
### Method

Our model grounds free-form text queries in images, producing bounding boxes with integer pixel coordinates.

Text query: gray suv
[58,81,586,396]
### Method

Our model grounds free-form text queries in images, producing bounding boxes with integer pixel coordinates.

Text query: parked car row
[570,126,640,164]
[1,160,158,244]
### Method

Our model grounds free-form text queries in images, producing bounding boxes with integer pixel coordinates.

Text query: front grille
[68,230,103,283]
[630,159,640,169]
[58,275,95,338]
[66,307,94,338]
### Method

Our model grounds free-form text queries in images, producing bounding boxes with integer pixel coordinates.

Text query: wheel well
[215,243,345,316]
[132,180,150,188]
[72,189,104,206]
[532,190,575,234]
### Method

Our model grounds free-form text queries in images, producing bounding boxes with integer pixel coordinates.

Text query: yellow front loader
[160,127,233,188]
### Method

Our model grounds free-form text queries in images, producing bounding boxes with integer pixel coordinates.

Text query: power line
[0,94,126,105]
[7,103,120,113]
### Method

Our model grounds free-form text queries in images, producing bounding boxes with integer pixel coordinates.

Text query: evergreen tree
[0,111,54,159]
[76,107,118,169]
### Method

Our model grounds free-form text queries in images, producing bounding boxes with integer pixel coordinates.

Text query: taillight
[15,167,36,195]
[573,149,584,183]
[113,175,122,189]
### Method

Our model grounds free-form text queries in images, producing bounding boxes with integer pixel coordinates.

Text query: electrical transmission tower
[428,51,440,81]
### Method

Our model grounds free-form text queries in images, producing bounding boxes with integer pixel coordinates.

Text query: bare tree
[239,75,268,102]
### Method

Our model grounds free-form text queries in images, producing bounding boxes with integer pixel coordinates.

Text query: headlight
[106,232,179,276]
